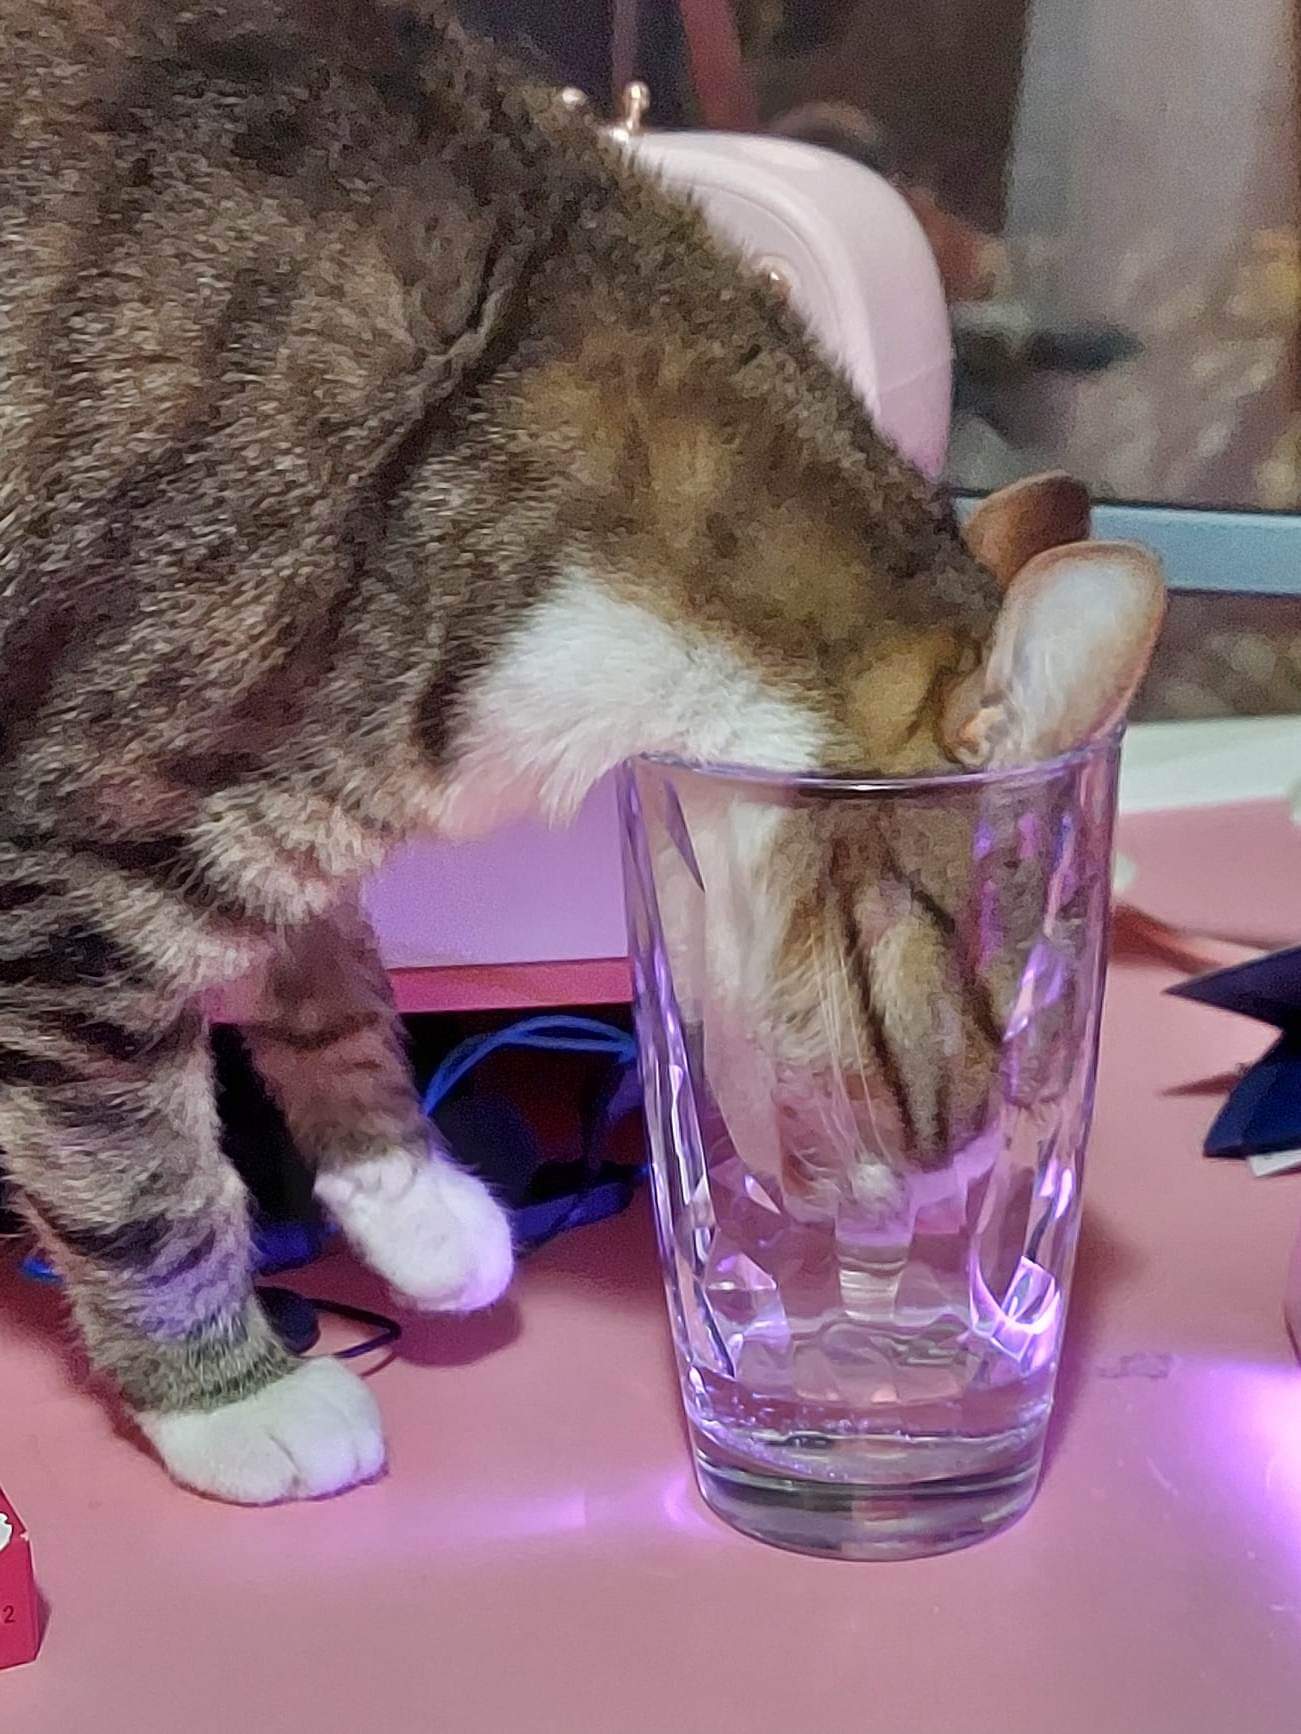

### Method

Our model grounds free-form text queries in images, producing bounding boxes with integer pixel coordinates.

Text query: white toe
[139,1358,386,1504]
[316,1148,515,1314]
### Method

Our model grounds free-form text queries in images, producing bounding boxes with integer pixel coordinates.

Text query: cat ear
[943,542,1166,767]
[962,472,1092,587]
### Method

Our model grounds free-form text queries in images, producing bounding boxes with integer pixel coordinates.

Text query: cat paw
[138,1358,386,1504]
[315,1149,515,1313]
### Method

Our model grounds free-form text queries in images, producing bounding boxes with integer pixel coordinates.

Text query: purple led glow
[1176,1363,1301,1591]
[968,1255,1062,1373]
[345,1469,727,1559]
[1016,809,1042,859]
[1053,1167,1075,1222]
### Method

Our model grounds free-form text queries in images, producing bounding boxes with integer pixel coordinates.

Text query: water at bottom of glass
[685,1383,1051,1561]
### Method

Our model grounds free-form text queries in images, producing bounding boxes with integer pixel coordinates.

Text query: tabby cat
[0,0,1164,1502]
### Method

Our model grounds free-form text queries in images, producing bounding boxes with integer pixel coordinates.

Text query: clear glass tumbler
[619,735,1120,1559]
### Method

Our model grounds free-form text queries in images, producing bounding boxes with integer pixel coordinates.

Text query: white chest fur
[364,140,953,993]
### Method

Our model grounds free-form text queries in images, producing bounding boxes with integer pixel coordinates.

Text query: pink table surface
[3,800,1301,1733]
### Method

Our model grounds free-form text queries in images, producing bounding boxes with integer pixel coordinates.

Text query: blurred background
[465,0,1301,721]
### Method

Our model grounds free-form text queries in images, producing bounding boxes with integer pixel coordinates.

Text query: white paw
[139,1358,386,1505]
[315,1149,515,1314]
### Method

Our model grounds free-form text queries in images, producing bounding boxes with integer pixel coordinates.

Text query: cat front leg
[0,872,385,1502]
[240,896,514,1313]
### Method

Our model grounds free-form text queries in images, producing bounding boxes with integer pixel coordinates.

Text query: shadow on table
[0,1243,88,1382]
[1042,1205,1144,1477]
[1162,1070,1241,1100]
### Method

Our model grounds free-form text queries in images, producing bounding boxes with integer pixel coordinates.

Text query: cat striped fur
[0,2,1163,1499]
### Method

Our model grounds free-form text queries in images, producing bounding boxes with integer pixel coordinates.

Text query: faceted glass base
[692,1430,1043,1561]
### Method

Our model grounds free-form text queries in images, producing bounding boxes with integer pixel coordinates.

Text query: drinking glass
[619,735,1120,1559]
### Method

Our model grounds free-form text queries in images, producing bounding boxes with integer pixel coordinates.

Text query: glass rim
[631,725,1124,797]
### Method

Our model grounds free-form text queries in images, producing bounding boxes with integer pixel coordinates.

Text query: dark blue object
[17,1015,644,1289]
[259,1285,322,1354]
[1169,946,1301,1158]
[433,1073,643,1253]
[18,1254,62,1285]
[253,1215,336,1274]
[513,1169,641,1250]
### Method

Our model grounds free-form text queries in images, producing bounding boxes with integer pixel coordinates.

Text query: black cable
[306,1295,402,1360]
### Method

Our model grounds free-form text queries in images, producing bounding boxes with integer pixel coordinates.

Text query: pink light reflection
[1053,1167,1075,1221]
[658,1466,729,1542]
[1179,1359,1301,1589]
[339,1468,726,1561]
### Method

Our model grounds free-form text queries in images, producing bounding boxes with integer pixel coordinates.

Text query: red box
[0,1486,39,1670]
